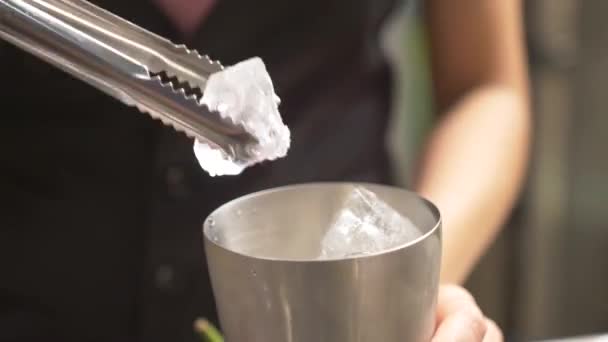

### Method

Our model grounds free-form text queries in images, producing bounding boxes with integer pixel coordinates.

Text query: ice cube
[319,186,422,259]
[193,57,291,176]
[192,140,246,176]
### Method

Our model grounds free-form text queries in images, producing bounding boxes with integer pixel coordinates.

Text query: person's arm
[415,0,531,284]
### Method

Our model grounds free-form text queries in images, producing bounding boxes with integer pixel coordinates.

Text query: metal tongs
[0,0,257,164]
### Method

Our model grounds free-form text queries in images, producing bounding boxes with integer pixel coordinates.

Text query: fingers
[433,285,494,342]
[432,307,487,342]
[483,318,504,342]
[436,284,483,323]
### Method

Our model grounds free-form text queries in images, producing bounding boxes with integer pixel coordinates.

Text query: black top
[0,0,400,340]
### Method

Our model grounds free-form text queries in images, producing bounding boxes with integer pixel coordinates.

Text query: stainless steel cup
[203,182,441,342]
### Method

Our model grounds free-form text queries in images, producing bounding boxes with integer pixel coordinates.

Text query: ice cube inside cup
[319,186,423,259]
[207,184,425,260]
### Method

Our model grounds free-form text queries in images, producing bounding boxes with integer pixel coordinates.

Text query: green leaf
[194,318,224,342]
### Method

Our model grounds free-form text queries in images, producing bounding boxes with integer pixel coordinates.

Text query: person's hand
[432,285,503,342]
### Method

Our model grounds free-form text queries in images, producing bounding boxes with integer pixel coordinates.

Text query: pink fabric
[153,0,216,35]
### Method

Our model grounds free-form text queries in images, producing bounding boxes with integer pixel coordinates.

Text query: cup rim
[203,181,442,263]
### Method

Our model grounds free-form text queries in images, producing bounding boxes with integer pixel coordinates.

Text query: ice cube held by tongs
[0,0,290,175]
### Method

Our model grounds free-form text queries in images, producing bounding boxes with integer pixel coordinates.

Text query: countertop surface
[537,334,608,341]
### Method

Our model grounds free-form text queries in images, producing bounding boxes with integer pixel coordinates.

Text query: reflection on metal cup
[203,182,441,342]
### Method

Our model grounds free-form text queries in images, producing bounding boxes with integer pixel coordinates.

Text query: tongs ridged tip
[142,73,255,146]
[171,44,224,69]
